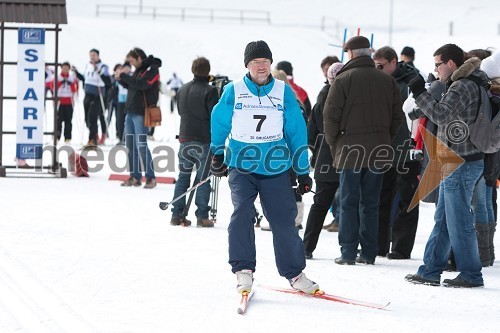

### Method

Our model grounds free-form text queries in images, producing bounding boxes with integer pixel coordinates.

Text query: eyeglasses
[375,63,388,70]
[249,59,271,67]
[434,62,444,68]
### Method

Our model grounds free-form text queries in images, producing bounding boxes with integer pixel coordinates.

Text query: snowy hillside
[1,0,500,332]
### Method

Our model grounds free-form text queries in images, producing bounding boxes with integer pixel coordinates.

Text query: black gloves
[210,154,228,177]
[408,75,427,99]
[297,174,313,195]
[427,73,438,83]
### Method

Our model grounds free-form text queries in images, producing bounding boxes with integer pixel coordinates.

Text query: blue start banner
[16,28,45,160]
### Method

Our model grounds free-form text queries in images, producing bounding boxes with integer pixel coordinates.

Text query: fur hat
[327,62,344,84]
[343,36,370,52]
[480,50,500,79]
[244,40,273,67]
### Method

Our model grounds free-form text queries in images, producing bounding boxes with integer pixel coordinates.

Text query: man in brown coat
[323,36,403,265]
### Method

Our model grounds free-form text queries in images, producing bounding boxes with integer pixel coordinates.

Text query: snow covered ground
[1,0,500,332]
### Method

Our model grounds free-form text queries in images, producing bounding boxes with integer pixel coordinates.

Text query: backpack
[466,76,500,154]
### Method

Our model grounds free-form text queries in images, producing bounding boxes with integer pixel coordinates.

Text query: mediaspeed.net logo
[408,125,465,211]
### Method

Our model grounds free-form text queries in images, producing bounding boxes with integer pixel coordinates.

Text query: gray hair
[351,48,372,58]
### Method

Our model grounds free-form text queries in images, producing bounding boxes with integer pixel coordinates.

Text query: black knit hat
[244,40,273,67]
[343,36,370,52]
[276,61,293,76]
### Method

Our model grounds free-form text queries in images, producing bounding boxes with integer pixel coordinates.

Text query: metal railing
[96,4,271,25]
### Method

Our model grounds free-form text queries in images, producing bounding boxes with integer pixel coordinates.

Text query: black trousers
[99,105,107,135]
[378,162,420,257]
[303,180,340,254]
[83,94,101,141]
[170,88,179,112]
[116,102,126,141]
[57,104,73,140]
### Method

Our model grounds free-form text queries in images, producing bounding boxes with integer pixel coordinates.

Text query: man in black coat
[373,46,420,260]
[170,57,220,227]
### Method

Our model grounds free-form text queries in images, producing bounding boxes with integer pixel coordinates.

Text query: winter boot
[144,178,157,189]
[295,201,304,230]
[334,257,355,265]
[289,272,320,294]
[121,176,141,187]
[475,223,491,267]
[404,274,440,286]
[170,216,192,226]
[327,222,339,232]
[442,276,484,288]
[236,269,253,294]
[489,222,496,266]
[323,220,336,230]
[197,218,214,228]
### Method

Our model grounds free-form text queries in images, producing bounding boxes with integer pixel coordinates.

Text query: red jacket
[288,77,308,104]
[49,72,78,105]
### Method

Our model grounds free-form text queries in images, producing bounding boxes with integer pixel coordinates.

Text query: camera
[409,149,424,161]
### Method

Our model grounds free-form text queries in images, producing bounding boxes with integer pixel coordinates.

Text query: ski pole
[159,175,212,210]
[181,183,197,218]
[210,175,220,222]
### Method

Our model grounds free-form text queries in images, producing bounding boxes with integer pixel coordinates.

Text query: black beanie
[276,61,293,76]
[244,40,273,67]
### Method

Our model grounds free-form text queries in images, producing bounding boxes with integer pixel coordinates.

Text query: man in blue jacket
[210,40,319,295]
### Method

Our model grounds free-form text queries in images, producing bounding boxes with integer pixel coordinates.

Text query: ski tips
[237,289,253,315]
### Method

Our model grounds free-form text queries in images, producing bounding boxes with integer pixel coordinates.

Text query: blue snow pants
[227,169,306,280]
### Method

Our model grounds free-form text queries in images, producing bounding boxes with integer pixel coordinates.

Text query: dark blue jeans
[417,160,484,284]
[227,170,305,279]
[339,168,384,261]
[171,142,211,219]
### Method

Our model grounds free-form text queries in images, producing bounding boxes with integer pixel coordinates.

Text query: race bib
[231,79,285,143]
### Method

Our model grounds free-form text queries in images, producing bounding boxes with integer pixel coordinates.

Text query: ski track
[0,247,97,333]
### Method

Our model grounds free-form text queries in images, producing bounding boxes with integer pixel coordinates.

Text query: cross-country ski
[1,0,498,332]
[237,289,255,315]
[260,286,390,310]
